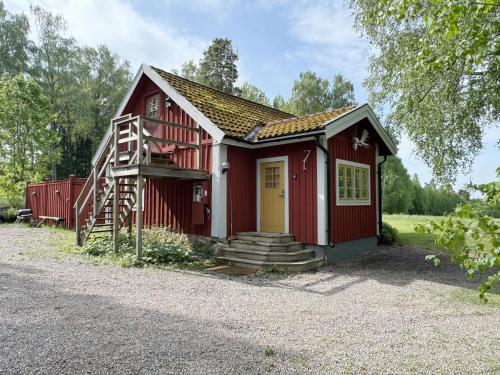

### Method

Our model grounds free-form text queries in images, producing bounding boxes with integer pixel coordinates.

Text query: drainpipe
[377,155,388,235]
[315,136,334,247]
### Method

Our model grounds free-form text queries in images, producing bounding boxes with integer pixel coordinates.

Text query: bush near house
[378,222,398,245]
[82,227,207,267]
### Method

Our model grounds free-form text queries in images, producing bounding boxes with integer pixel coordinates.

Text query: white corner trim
[325,104,397,155]
[335,159,371,206]
[142,64,225,143]
[211,144,227,238]
[316,136,327,245]
[256,156,289,233]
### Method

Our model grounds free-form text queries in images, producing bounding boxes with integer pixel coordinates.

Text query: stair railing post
[114,119,120,168]
[112,177,120,254]
[137,117,144,166]
[92,167,98,217]
[75,201,81,246]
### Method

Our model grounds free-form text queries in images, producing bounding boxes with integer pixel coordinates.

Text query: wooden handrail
[142,117,201,133]
[143,135,201,150]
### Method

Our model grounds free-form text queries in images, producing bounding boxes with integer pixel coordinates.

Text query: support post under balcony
[135,175,144,259]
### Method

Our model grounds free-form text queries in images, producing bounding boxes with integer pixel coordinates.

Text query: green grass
[384,214,443,250]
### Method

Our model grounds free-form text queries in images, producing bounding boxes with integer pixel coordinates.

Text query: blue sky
[6,0,500,191]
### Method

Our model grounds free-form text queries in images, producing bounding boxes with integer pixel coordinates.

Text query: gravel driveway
[0,225,498,375]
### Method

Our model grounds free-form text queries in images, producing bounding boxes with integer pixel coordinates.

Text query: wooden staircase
[74,114,207,256]
[217,232,324,272]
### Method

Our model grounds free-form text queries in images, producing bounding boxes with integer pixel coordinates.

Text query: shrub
[81,226,194,266]
[378,222,398,245]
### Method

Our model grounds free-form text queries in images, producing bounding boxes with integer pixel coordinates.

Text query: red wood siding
[122,75,212,171]
[329,127,377,243]
[25,176,87,229]
[122,75,212,236]
[227,141,317,244]
[142,178,211,237]
[227,147,256,235]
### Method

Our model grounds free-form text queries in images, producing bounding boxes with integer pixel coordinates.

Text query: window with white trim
[336,160,370,205]
[146,94,159,119]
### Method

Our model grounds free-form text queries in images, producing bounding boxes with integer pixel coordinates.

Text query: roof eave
[324,104,397,155]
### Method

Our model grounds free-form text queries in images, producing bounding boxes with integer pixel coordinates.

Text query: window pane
[147,95,159,118]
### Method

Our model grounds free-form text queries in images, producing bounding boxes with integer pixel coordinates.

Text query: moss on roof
[255,107,356,140]
[152,66,294,138]
[152,66,357,141]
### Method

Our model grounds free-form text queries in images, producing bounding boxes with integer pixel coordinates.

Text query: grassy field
[383,214,442,250]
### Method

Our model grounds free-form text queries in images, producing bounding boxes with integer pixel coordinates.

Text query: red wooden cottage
[74,64,396,271]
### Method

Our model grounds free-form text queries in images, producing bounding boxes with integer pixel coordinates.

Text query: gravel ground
[0,225,499,375]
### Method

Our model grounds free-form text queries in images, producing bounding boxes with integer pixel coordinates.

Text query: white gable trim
[325,104,397,155]
[92,64,225,166]
[142,64,225,143]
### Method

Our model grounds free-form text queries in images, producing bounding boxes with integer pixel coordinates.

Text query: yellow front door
[259,160,285,233]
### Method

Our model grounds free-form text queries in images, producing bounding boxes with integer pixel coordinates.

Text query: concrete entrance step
[230,239,303,252]
[221,247,314,262]
[216,255,324,273]
[235,232,295,244]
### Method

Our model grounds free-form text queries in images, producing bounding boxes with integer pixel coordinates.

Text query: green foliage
[0,1,31,76]
[237,82,271,106]
[415,169,500,302]
[382,157,466,215]
[378,222,398,245]
[0,74,58,198]
[264,347,275,357]
[382,157,415,214]
[81,227,196,266]
[349,0,499,184]
[274,71,356,116]
[384,214,440,250]
[173,38,239,95]
[29,5,131,179]
[141,226,194,265]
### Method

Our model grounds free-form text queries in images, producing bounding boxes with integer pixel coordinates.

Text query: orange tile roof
[255,107,356,140]
[153,66,357,141]
[152,66,294,138]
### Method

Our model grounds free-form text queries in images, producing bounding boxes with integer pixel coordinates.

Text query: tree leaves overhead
[0,75,58,197]
[173,38,239,94]
[237,82,271,106]
[349,0,500,183]
[0,3,132,180]
[275,71,356,116]
[0,2,31,76]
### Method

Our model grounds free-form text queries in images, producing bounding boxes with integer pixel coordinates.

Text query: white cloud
[284,0,370,101]
[5,0,207,72]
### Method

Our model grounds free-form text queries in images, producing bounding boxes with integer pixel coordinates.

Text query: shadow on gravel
[173,245,491,297]
[0,265,296,375]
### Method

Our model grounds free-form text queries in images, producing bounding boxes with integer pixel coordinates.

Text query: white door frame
[256,156,289,233]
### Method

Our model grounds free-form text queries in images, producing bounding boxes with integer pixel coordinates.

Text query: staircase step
[230,239,303,252]
[235,232,295,244]
[221,247,314,262]
[216,256,324,272]
[89,228,113,233]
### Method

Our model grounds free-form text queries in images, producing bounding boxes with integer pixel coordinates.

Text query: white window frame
[146,94,160,119]
[336,159,371,206]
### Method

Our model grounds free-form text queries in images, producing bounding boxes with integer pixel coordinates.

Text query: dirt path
[0,225,498,374]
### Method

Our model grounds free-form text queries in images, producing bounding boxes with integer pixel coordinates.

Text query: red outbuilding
[70,64,396,271]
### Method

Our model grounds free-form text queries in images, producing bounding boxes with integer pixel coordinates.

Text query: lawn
[383,214,442,250]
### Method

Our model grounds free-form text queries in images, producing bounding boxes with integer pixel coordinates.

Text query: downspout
[315,136,334,247]
[377,155,388,235]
